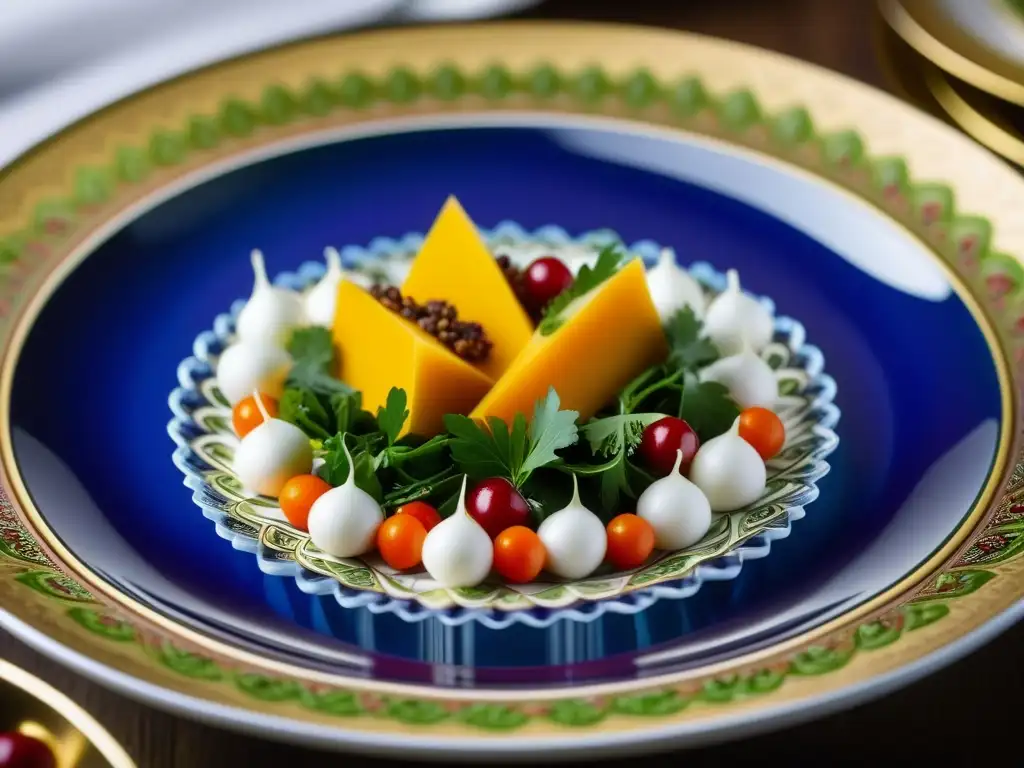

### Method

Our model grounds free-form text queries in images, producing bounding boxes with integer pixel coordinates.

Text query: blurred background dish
[0,0,543,166]
[877,2,1024,165]
[881,0,1024,105]
[0,658,134,768]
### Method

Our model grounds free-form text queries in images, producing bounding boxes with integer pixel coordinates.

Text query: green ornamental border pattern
[0,62,1022,730]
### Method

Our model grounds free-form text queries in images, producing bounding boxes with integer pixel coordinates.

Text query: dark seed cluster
[369,284,493,362]
[495,254,533,309]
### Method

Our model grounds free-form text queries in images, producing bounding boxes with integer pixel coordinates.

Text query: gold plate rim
[882,0,1024,105]
[0,20,1022,744]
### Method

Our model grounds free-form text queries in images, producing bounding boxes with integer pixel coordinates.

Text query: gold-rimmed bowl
[0,658,134,768]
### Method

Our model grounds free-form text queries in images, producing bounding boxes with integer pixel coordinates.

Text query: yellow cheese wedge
[471,259,669,425]
[401,196,534,380]
[333,279,494,436]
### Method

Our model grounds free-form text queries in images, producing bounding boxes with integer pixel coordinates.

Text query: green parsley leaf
[376,388,409,446]
[319,434,384,502]
[279,388,373,441]
[278,388,333,441]
[331,391,374,435]
[560,414,661,514]
[520,388,580,477]
[666,306,719,369]
[599,451,632,513]
[444,388,580,487]
[287,326,335,369]
[579,412,663,457]
[509,413,528,474]
[285,326,353,398]
[444,414,512,480]
[537,244,625,336]
[678,373,740,441]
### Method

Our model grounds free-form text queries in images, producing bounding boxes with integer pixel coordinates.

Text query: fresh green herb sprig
[555,306,740,512]
[537,244,625,335]
[319,433,384,501]
[285,326,353,397]
[666,306,719,369]
[279,388,375,443]
[277,300,739,522]
[444,387,579,488]
[317,387,456,507]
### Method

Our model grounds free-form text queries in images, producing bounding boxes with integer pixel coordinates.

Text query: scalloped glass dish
[168,225,839,628]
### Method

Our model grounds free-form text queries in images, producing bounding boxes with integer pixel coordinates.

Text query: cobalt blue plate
[167,226,838,631]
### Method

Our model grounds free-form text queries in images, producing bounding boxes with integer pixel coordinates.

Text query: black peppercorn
[368,283,493,362]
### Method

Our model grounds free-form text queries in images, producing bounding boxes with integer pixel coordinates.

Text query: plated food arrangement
[172,197,836,605]
[5,19,1023,761]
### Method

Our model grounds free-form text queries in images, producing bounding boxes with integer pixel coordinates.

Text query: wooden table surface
[3,0,1022,765]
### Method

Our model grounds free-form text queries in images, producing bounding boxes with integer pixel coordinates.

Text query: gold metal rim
[926,66,1024,164]
[0,21,1020,714]
[877,13,1024,172]
[882,0,1024,106]
[0,658,136,767]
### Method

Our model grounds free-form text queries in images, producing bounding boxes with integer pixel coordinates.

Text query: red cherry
[466,478,531,538]
[522,256,573,313]
[639,417,700,476]
[0,733,55,768]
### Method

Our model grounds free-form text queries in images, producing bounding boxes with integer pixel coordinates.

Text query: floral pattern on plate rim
[168,231,839,624]
[0,57,1019,732]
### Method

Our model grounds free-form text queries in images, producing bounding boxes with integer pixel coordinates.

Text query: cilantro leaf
[599,451,632,514]
[279,388,333,441]
[376,388,409,446]
[287,365,353,398]
[561,414,661,514]
[678,373,740,441]
[666,307,719,369]
[280,388,372,441]
[287,326,335,369]
[319,434,383,502]
[331,391,374,435]
[520,388,579,477]
[579,412,663,457]
[445,388,580,487]
[443,414,512,480]
[537,244,625,336]
[285,326,353,397]
[509,413,528,474]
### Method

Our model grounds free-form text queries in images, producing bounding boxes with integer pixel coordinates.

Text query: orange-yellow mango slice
[333,279,494,436]
[401,196,533,380]
[471,258,669,425]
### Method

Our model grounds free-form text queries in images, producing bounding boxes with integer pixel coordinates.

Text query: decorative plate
[877,15,1024,167]
[0,22,1022,759]
[169,229,839,622]
[881,0,1024,105]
